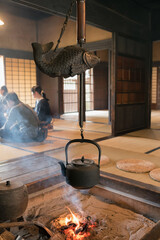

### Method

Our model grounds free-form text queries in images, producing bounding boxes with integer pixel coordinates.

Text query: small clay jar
[0,180,28,221]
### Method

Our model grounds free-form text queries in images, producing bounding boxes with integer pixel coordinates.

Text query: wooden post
[77,0,86,133]
[77,0,86,45]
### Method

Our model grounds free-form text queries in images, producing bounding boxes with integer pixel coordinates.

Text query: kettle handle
[65,138,101,167]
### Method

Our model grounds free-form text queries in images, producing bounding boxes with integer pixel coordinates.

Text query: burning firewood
[0,221,54,240]
[50,208,98,239]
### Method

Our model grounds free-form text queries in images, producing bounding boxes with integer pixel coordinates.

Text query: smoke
[62,185,90,215]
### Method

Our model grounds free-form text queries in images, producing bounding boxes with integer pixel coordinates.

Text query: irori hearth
[22,185,155,240]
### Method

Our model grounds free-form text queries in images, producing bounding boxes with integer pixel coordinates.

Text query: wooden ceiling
[3,0,160,21]
[1,0,160,40]
[131,0,160,10]
[0,0,51,20]
[93,0,160,11]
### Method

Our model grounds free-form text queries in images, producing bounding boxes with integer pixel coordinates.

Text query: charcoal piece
[75,226,83,234]
[60,222,77,232]
[81,223,88,233]
[86,216,91,221]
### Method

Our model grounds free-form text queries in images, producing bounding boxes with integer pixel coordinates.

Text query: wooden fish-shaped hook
[32,42,100,78]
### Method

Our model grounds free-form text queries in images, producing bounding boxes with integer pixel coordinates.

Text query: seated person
[0,86,8,127]
[0,92,47,142]
[0,85,8,100]
[31,85,52,128]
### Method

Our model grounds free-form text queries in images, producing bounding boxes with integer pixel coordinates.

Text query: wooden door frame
[111,32,152,136]
[111,32,117,136]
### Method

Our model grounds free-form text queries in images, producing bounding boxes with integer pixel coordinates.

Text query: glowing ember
[51,207,97,239]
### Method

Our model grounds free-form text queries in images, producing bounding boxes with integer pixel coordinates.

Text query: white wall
[0,12,37,51]
[38,15,112,47]
[0,11,112,51]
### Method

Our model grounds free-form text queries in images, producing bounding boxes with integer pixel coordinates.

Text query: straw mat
[149,168,160,182]
[116,159,156,173]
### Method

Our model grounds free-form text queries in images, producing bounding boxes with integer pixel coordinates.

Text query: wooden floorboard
[0,152,63,189]
[3,165,60,184]
[0,154,59,180]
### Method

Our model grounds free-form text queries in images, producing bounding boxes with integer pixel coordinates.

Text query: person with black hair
[0,92,47,142]
[0,85,8,99]
[31,85,52,128]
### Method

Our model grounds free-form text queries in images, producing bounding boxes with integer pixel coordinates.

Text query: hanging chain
[54,0,76,52]
[80,127,84,139]
[54,0,85,140]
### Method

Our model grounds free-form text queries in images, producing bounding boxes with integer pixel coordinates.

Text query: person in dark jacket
[31,86,52,127]
[0,92,47,142]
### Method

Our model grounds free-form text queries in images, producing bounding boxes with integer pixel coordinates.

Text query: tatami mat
[48,129,109,140]
[0,144,31,162]
[46,143,160,188]
[149,148,160,157]
[60,110,109,123]
[1,136,68,153]
[99,136,160,153]
[151,110,160,129]
[53,119,111,133]
[126,129,160,140]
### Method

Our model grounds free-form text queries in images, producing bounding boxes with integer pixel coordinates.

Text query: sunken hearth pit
[13,183,155,240]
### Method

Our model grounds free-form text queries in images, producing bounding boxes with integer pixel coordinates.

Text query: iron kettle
[59,138,101,189]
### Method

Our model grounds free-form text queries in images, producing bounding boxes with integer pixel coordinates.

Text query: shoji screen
[5,58,36,107]
[151,67,157,104]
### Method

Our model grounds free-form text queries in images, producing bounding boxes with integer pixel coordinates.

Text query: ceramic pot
[0,180,28,221]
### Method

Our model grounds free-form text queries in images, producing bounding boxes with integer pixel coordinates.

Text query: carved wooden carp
[32,42,100,78]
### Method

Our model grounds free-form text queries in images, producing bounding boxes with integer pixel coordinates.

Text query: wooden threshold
[26,173,65,194]
[89,172,160,221]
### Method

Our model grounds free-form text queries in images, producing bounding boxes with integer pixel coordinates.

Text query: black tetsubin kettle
[58,138,101,189]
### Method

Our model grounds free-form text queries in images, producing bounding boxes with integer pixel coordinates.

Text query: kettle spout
[58,161,66,176]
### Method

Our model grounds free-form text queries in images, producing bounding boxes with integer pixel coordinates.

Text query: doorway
[61,49,111,135]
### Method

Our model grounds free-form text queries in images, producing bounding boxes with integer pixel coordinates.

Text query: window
[85,69,94,111]
[5,57,37,107]
[0,56,5,86]
[63,75,78,113]
[63,69,94,113]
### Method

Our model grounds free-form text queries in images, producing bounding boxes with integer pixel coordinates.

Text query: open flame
[51,207,97,239]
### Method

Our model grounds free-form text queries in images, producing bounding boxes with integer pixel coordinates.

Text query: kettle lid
[0,180,25,191]
[72,156,94,166]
